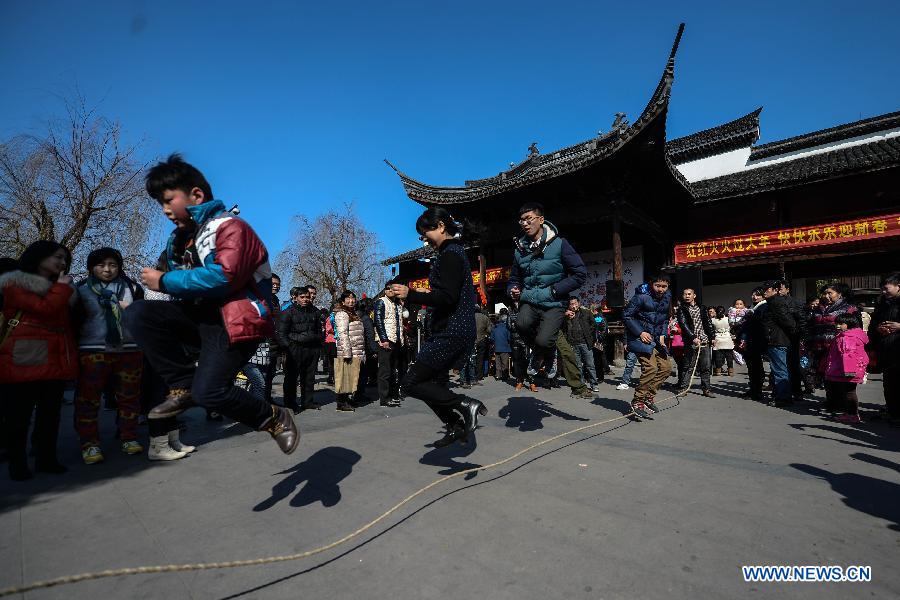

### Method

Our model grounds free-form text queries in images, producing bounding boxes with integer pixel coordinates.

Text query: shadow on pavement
[419,433,481,479]
[498,396,589,432]
[220,419,632,600]
[253,446,361,511]
[788,422,900,452]
[792,458,900,532]
[591,396,633,415]
[0,406,254,515]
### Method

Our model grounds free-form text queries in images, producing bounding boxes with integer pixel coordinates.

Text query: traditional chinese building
[383,24,900,344]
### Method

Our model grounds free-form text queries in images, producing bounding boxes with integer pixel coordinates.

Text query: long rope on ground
[0,350,700,598]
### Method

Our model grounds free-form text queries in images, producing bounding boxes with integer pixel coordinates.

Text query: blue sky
[2,1,899,265]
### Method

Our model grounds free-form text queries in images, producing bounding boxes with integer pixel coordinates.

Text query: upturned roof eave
[385,24,688,207]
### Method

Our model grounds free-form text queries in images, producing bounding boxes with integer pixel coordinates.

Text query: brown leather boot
[149,388,194,420]
[262,405,300,454]
[728,368,734,376]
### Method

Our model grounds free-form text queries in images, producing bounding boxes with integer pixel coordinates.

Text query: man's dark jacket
[784,294,809,341]
[757,295,796,348]
[624,290,671,355]
[676,303,715,344]
[277,303,323,349]
[360,313,379,356]
[870,295,900,364]
[564,307,596,347]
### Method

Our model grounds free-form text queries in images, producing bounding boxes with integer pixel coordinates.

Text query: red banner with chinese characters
[674,213,900,265]
[409,266,511,291]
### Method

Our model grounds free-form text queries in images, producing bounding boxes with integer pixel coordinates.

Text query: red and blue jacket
[160,199,275,344]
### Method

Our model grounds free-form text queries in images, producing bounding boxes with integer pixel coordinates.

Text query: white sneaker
[148,436,187,461]
[616,383,630,391]
[168,430,196,454]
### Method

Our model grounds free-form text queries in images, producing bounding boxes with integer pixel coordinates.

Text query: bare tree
[0,93,163,274]
[276,203,386,305]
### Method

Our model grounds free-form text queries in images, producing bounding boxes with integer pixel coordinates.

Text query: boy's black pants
[283,346,319,407]
[124,300,272,429]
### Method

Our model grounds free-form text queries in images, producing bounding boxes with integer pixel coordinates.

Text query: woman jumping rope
[390,208,487,448]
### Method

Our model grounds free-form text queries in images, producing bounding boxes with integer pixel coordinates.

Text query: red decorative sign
[410,266,511,291]
[674,213,900,265]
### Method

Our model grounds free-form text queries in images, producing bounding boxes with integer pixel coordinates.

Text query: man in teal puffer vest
[507,202,587,371]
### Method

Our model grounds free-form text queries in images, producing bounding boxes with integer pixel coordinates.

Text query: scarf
[89,276,125,347]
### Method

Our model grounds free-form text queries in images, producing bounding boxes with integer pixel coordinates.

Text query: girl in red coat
[0,241,78,481]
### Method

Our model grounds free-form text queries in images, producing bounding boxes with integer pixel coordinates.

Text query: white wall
[700,282,757,310]
[674,126,900,183]
[700,279,807,309]
[674,147,752,182]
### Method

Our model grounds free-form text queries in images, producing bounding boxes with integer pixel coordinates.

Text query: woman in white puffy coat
[710,306,735,375]
[332,291,366,411]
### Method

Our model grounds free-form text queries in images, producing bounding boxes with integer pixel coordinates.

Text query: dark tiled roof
[382,242,479,266]
[666,108,761,163]
[692,137,900,200]
[750,110,900,160]
[386,25,687,206]
[381,245,433,266]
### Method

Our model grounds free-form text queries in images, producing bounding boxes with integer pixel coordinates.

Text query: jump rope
[0,348,700,597]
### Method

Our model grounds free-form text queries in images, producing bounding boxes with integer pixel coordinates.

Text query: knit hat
[86,247,124,272]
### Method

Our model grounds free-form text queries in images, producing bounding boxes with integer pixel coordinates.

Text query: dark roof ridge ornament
[611,113,629,135]
[528,142,540,157]
[385,23,689,206]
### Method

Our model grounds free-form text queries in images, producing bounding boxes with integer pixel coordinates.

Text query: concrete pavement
[1,367,898,599]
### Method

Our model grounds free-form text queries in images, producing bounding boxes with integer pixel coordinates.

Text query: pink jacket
[823,329,869,383]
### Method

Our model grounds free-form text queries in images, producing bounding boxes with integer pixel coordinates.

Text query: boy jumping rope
[124,154,299,454]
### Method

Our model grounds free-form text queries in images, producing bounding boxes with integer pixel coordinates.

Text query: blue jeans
[123,300,272,429]
[460,347,477,384]
[572,343,598,386]
[242,363,266,402]
[622,351,637,385]
[767,346,791,401]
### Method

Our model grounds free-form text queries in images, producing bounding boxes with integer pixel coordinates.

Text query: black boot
[458,399,487,438]
[335,394,355,412]
[433,422,466,448]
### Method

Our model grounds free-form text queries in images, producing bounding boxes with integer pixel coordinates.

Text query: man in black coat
[277,286,324,412]
[870,273,900,424]
[757,280,797,406]
[778,280,810,399]
[739,287,768,401]
[676,288,717,397]
[564,296,599,392]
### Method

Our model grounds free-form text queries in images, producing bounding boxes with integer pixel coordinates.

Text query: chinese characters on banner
[674,213,900,265]
[409,266,511,291]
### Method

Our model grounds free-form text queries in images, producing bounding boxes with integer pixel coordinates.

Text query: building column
[611,206,625,367]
